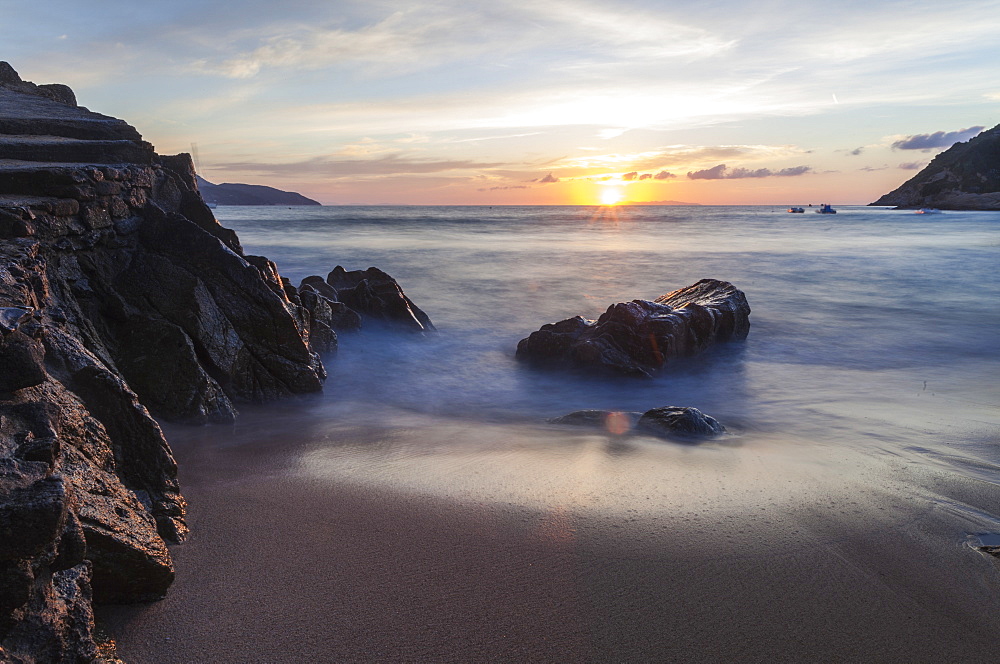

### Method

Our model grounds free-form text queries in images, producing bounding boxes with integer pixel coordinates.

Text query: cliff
[195,176,322,207]
[870,123,1000,209]
[0,64,332,661]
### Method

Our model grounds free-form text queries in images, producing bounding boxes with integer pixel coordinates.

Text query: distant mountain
[196,176,321,206]
[870,123,1000,210]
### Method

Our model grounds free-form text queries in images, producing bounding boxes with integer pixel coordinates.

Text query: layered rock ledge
[516,279,750,377]
[0,64,331,661]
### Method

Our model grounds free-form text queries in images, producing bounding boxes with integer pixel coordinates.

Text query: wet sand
[98,410,1000,663]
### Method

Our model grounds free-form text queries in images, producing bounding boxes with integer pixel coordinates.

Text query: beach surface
[98,403,1000,663]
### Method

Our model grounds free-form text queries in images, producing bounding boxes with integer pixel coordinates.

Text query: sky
[3,0,999,205]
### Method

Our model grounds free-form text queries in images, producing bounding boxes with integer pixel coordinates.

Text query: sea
[102,204,1000,661]
[204,203,1000,536]
[215,204,999,433]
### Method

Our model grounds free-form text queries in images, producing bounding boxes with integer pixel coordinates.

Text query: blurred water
[212,205,998,451]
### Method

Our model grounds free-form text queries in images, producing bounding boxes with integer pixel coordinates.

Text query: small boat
[787,207,805,213]
[815,204,837,214]
[914,208,942,214]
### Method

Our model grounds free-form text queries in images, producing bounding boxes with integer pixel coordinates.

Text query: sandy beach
[97,404,1000,663]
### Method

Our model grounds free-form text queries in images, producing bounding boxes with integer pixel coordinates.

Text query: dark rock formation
[310,266,434,333]
[516,279,750,377]
[636,406,726,439]
[870,123,1000,210]
[0,63,327,662]
[550,406,725,440]
[195,176,321,206]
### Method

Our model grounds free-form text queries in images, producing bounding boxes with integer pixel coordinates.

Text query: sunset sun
[599,185,624,206]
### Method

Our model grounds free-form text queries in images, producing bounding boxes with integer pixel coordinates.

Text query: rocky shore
[0,64,425,662]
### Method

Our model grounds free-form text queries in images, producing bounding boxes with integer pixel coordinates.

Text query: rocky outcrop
[516,279,750,377]
[870,123,1000,210]
[314,266,434,333]
[195,176,321,206]
[1,63,328,662]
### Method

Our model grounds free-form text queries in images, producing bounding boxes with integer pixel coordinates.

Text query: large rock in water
[870,123,1000,210]
[516,279,750,377]
[323,266,434,333]
[0,63,327,661]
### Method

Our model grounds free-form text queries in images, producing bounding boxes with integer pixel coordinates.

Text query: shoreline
[98,414,1000,662]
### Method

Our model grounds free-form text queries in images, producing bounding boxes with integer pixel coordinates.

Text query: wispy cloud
[478,184,530,191]
[212,154,505,177]
[687,164,812,179]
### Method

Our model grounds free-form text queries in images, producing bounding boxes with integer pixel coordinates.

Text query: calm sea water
[215,204,999,440]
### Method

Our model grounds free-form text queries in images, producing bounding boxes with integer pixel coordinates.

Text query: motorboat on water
[914,208,942,214]
[787,207,805,213]
[815,204,837,214]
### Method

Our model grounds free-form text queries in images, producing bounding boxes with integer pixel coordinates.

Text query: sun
[599,185,624,206]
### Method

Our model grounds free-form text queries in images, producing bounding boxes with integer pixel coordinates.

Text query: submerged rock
[516,279,750,377]
[550,406,726,440]
[636,406,726,439]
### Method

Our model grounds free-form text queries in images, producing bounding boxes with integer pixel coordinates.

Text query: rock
[0,62,328,660]
[325,266,434,333]
[549,407,725,439]
[516,279,750,377]
[0,330,46,393]
[299,275,339,301]
[298,278,363,333]
[0,306,33,333]
[870,123,1000,210]
[297,288,339,355]
[636,406,726,439]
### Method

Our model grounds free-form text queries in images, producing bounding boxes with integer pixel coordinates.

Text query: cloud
[212,154,505,177]
[654,170,676,180]
[891,126,984,150]
[478,185,530,191]
[686,164,812,179]
[622,171,639,181]
[639,173,652,180]
[899,162,924,170]
[538,172,559,183]
[849,147,864,155]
